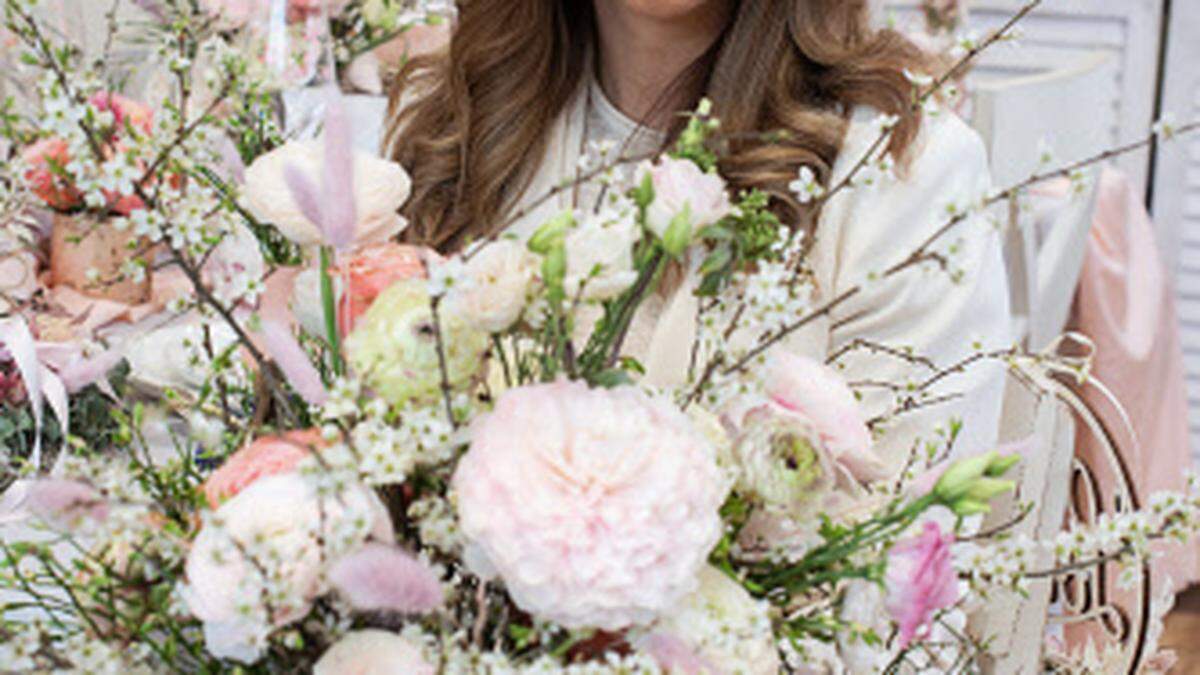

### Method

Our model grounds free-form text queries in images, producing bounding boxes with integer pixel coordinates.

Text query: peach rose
[333,243,430,331]
[201,429,326,508]
[22,138,82,211]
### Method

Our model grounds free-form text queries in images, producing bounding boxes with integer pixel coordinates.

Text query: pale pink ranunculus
[452,381,726,631]
[763,351,887,485]
[639,156,732,243]
[328,542,443,614]
[314,630,434,675]
[181,472,392,664]
[885,520,959,648]
[201,429,326,508]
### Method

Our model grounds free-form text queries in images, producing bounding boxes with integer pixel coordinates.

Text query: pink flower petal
[885,520,958,648]
[329,542,442,614]
[320,93,357,251]
[283,162,325,232]
[260,320,328,407]
[23,479,109,528]
[637,633,714,675]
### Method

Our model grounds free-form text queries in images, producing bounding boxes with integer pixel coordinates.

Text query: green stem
[320,246,345,377]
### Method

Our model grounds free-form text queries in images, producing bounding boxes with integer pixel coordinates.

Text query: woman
[385,0,1011,474]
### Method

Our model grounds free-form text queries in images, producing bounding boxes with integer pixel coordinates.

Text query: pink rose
[762,351,887,485]
[89,92,154,135]
[885,520,959,648]
[639,157,732,251]
[201,429,326,508]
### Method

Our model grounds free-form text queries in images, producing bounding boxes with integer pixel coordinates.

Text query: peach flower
[452,381,726,630]
[333,243,430,331]
[22,138,82,211]
[89,92,154,135]
[201,429,325,508]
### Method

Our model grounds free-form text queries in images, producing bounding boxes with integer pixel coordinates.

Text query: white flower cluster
[959,474,1200,595]
[319,377,459,485]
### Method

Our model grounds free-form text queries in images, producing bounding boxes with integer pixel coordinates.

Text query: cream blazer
[506,95,1013,476]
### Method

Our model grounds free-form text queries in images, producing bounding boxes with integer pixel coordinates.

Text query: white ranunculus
[445,239,537,333]
[643,566,780,675]
[564,212,639,301]
[315,630,435,675]
[242,140,411,250]
[639,157,732,245]
[179,473,391,664]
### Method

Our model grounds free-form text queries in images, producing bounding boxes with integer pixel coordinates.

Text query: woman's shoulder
[834,104,990,192]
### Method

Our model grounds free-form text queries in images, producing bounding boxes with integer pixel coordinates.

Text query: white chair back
[965,52,1112,672]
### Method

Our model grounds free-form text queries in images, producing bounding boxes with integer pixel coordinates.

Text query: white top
[509,86,1012,476]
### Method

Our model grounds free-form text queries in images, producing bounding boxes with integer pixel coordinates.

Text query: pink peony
[201,429,326,508]
[885,520,959,648]
[314,630,434,675]
[762,351,887,484]
[452,381,726,631]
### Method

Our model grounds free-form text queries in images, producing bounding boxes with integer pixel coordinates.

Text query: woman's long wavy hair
[386,0,932,251]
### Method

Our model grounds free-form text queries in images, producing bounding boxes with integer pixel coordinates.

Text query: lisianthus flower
[452,380,726,631]
[638,156,732,254]
[201,429,326,508]
[345,279,488,407]
[885,520,959,648]
[314,630,435,675]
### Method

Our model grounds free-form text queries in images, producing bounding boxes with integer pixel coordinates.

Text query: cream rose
[445,239,537,333]
[242,140,411,250]
[563,211,639,301]
[179,473,391,664]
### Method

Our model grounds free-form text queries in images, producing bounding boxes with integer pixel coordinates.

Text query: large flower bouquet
[1,1,1198,673]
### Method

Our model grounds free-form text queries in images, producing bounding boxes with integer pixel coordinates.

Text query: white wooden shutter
[1152,2,1200,463]
[882,0,1164,194]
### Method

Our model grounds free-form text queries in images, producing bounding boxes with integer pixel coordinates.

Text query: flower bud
[932,451,996,504]
[528,211,573,255]
[661,206,694,258]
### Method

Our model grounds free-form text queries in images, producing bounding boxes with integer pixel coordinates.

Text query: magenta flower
[885,520,959,648]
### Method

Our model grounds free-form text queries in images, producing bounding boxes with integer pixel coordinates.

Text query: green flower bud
[661,205,694,258]
[984,453,1021,478]
[962,477,1015,503]
[932,451,997,503]
[528,211,574,255]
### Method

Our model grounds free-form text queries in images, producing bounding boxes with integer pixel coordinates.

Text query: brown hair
[386,0,931,251]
